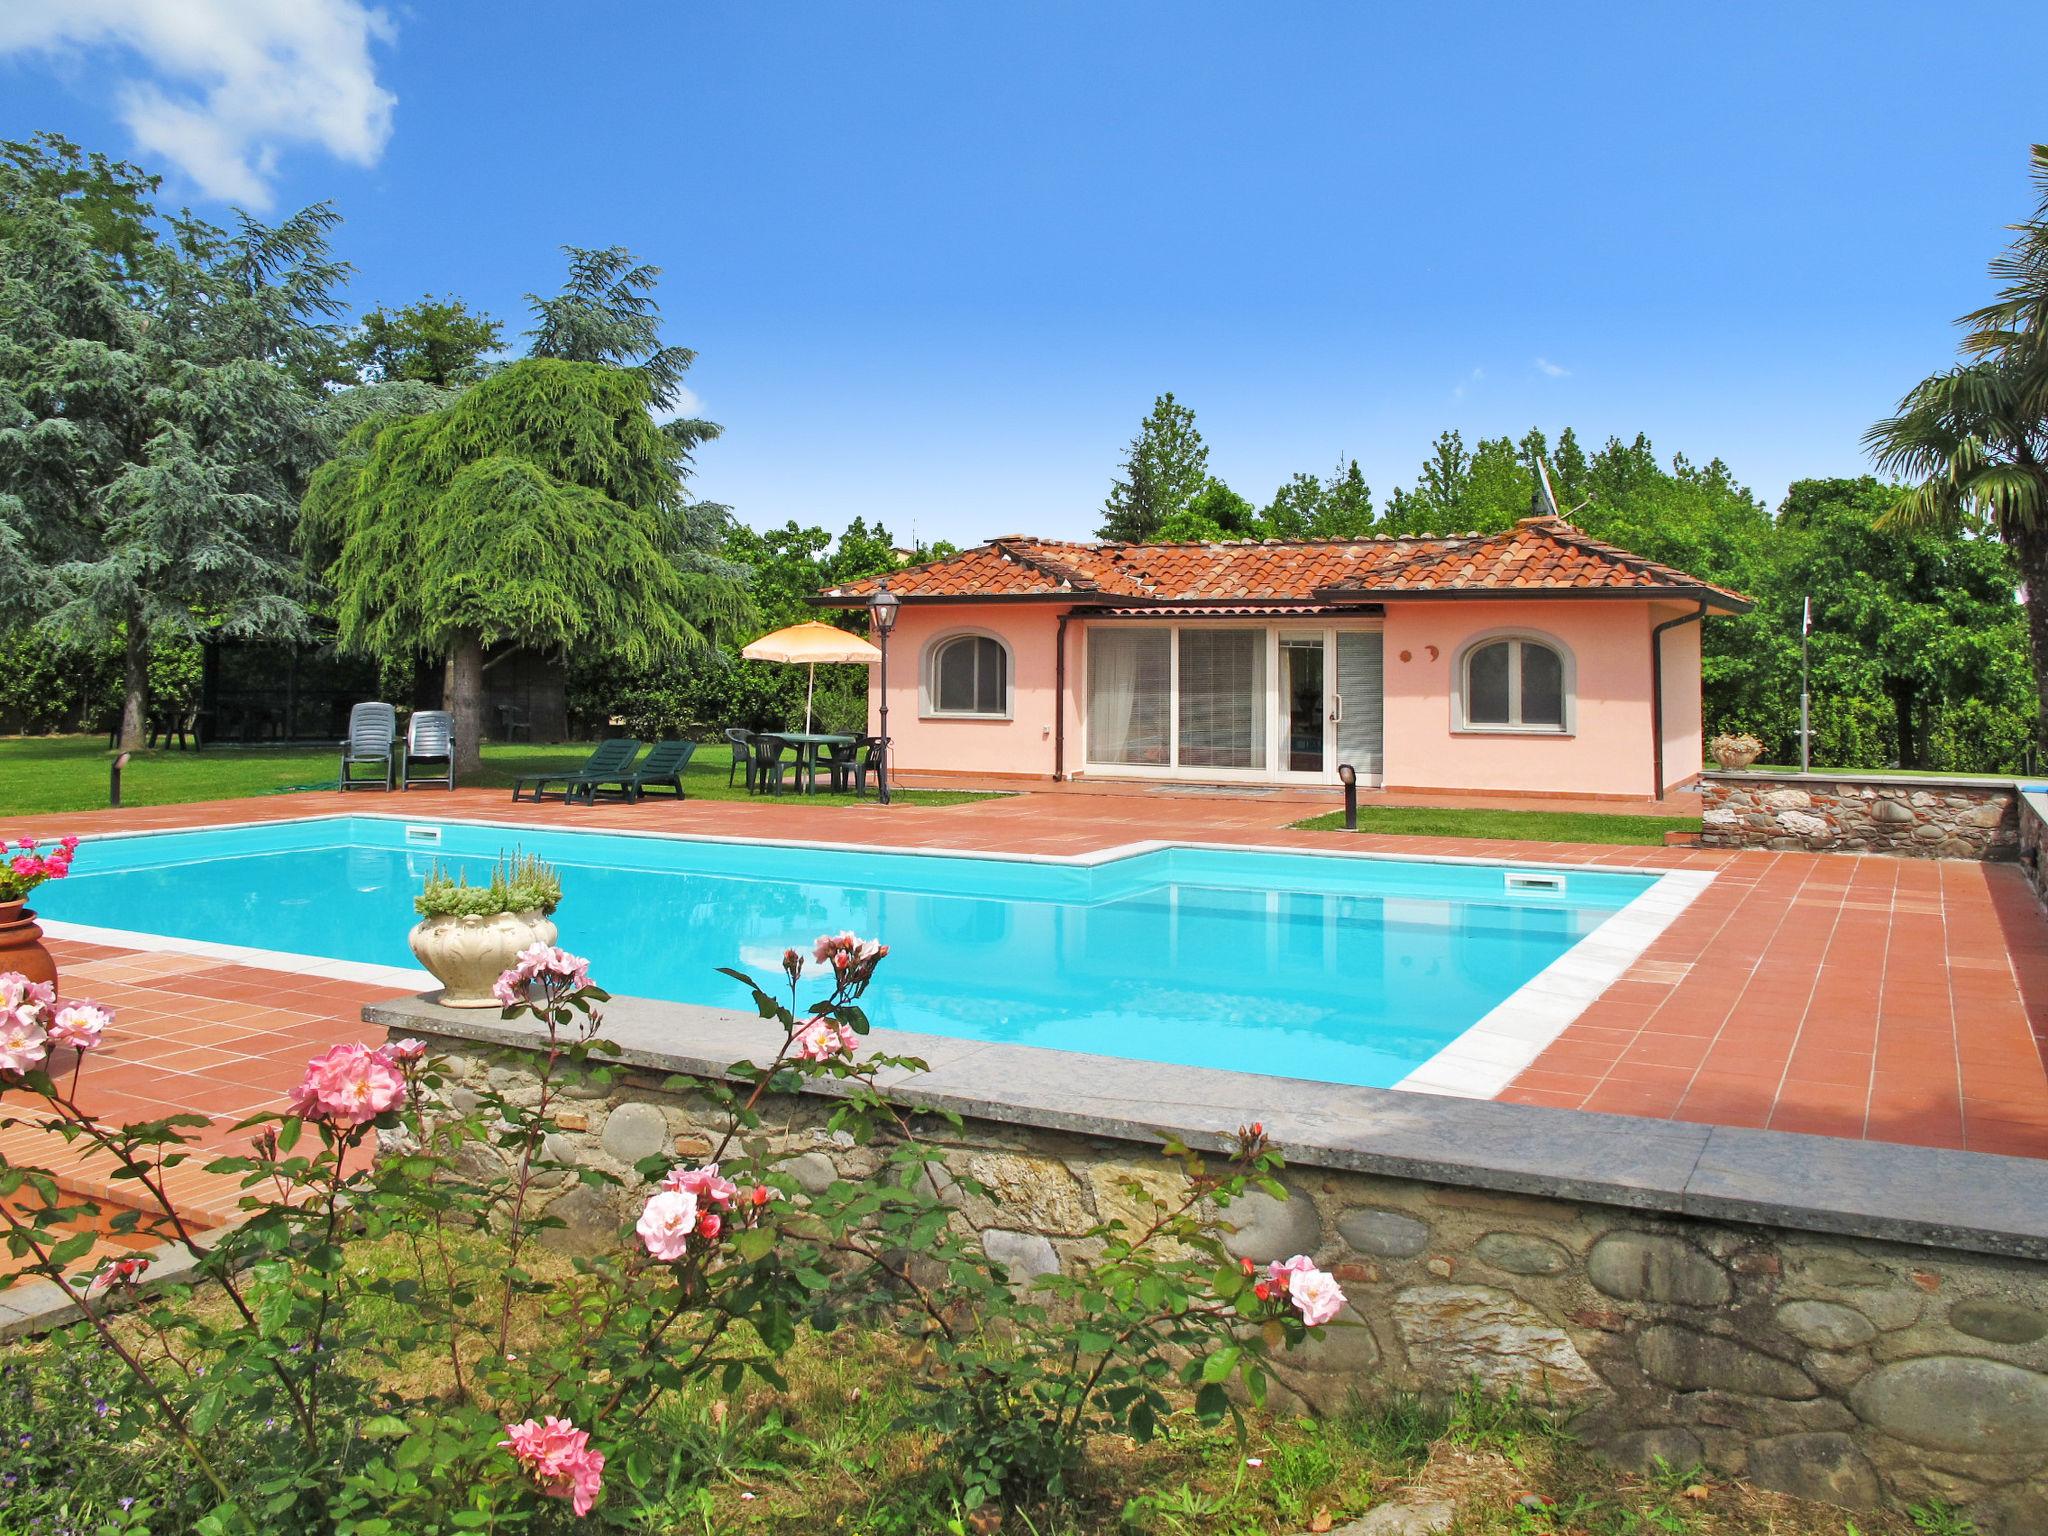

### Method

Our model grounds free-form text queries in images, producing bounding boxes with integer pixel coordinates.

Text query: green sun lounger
[510,738,642,805]
[624,739,696,799]
[578,739,699,803]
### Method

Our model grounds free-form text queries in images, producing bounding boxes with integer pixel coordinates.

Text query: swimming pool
[37,816,1671,1091]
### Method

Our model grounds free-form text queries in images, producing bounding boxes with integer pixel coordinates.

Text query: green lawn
[1292,803,1699,846]
[1751,762,2027,781]
[0,735,994,817]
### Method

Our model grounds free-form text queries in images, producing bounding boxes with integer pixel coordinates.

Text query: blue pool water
[37,817,1656,1088]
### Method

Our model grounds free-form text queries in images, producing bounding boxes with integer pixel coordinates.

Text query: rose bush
[0,929,1345,1531]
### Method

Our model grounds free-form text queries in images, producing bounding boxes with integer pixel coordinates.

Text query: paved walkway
[0,788,2041,1238]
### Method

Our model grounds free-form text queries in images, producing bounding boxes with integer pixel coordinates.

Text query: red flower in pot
[0,834,79,994]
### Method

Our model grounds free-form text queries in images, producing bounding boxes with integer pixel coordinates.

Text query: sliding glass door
[1084,628,1170,766]
[1083,622,1381,783]
[1279,637,1326,773]
[1178,629,1265,768]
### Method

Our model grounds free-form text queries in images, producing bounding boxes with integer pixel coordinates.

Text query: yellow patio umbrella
[739,621,882,734]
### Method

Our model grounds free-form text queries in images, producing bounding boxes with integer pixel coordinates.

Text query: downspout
[1650,601,1709,800]
[1054,610,1072,780]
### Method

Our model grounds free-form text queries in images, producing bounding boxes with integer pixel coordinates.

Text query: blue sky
[4,3,2044,546]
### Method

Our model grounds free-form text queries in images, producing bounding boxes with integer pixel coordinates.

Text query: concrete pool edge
[1392,868,1716,1098]
[365,989,2048,1263]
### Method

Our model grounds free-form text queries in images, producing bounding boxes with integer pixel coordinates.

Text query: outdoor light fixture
[870,586,899,804]
[1337,761,1358,830]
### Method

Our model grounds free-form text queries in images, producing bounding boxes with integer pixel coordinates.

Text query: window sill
[1453,724,1574,737]
[920,711,1013,723]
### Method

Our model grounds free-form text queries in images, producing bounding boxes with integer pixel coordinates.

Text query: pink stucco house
[814,515,1749,800]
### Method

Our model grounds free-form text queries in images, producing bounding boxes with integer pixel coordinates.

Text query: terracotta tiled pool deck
[3,785,2044,1251]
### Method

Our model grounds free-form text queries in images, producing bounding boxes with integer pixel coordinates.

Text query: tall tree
[1098,392,1209,541]
[347,295,502,387]
[303,360,752,773]
[1773,477,2031,769]
[1867,143,2048,752]
[0,138,343,747]
[527,244,722,465]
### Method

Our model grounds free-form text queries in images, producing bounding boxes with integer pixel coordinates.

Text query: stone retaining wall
[2022,791,2048,909]
[1700,771,2020,858]
[388,1013,2048,1534]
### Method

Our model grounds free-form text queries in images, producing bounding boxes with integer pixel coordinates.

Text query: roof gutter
[1650,601,1709,800]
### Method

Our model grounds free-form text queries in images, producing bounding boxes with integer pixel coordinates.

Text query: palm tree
[1866,145,2048,753]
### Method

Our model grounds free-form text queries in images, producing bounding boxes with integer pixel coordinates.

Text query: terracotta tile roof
[817,517,1750,611]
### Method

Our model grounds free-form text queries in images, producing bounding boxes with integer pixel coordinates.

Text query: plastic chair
[340,702,398,791]
[403,709,457,790]
[751,735,794,795]
[724,727,756,790]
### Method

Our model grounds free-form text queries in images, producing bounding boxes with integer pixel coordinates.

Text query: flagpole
[1799,595,1811,775]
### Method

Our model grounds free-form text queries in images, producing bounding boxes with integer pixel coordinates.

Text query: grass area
[0,734,995,817]
[4,1244,1937,1536]
[1292,804,1699,846]
[1752,763,2029,782]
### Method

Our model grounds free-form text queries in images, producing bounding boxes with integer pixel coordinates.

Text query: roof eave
[1313,584,1752,615]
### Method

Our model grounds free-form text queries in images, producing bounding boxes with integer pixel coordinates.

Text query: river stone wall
[1699,771,2020,858]
[401,1034,2048,1533]
[2021,791,2048,910]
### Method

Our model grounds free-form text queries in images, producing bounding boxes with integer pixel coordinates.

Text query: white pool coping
[43,811,1715,1101]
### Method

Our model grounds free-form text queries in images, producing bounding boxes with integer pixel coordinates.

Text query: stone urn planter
[409,909,558,1008]
[1710,732,1765,771]
[0,901,58,994]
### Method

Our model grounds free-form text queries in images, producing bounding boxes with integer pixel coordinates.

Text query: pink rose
[660,1162,740,1209]
[46,1001,112,1051]
[1266,1254,1317,1285]
[287,1043,407,1127]
[1284,1265,1347,1328]
[493,943,593,1006]
[0,1008,49,1075]
[0,973,55,1011]
[696,1210,722,1241]
[380,1037,427,1065]
[635,1188,700,1262]
[500,1414,605,1516]
[88,1254,150,1293]
[794,1016,857,1062]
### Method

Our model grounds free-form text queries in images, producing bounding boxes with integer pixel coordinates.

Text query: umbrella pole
[805,663,815,735]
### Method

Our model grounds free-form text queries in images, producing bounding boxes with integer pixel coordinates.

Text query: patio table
[762,731,857,794]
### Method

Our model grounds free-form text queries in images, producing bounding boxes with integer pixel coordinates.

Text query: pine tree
[0,137,341,747]
[304,360,753,774]
[1098,392,1209,541]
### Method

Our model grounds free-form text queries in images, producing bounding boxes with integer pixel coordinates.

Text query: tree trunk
[118,617,150,752]
[445,632,487,778]
[2016,522,2048,769]
[1890,683,1918,770]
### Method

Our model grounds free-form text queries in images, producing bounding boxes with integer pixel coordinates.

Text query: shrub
[412,851,563,918]
[0,933,1340,1529]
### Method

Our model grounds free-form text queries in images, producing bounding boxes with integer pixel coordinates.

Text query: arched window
[1457,634,1572,732]
[924,632,1011,718]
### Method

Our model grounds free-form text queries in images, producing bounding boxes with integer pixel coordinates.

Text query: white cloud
[1533,357,1570,378]
[1452,365,1485,400]
[654,384,705,422]
[0,0,396,208]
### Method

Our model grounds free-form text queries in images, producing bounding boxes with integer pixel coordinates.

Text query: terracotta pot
[0,900,59,994]
[408,908,558,1008]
